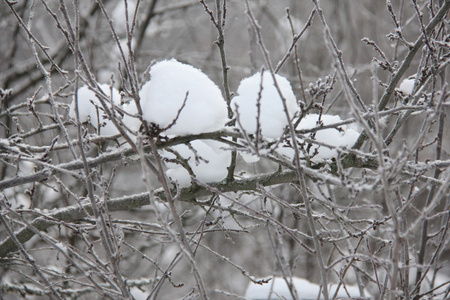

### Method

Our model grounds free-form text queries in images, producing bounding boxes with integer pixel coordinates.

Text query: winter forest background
[0,0,449,299]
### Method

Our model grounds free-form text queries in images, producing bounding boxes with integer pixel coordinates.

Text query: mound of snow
[140,59,228,135]
[277,114,359,162]
[161,140,231,187]
[398,77,416,95]
[245,276,370,300]
[69,84,121,136]
[122,100,142,133]
[231,71,299,139]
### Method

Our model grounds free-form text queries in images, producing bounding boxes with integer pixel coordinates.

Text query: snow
[55,242,68,254]
[122,100,142,133]
[11,193,31,210]
[398,77,415,95]
[69,84,122,136]
[240,150,261,164]
[19,161,36,176]
[139,59,228,135]
[161,140,231,187]
[284,114,360,162]
[130,287,148,300]
[245,276,369,300]
[231,71,299,139]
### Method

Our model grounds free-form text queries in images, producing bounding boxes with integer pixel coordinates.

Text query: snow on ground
[231,71,299,139]
[277,114,359,163]
[69,84,122,136]
[161,140,231,187]
[245,276,370,300]
[139,59,228,135]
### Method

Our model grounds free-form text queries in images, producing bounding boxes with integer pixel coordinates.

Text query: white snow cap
[297,114,359,161]
[245,276,370,300]
[231,71,299,139]
[140,59,228,135]
[277,114,360,162]
[122,100,142,133]
[161,140,231,187]
[69,84,121,136]
[398,77,416,95]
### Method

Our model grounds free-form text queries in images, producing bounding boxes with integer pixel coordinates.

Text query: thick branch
[0,166,329,258]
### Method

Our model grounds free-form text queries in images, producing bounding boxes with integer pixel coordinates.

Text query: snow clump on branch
[139,59,228,135]
[398,77,416,95]
[161,140,231,187]
[296,114,360,161]
[231,71,299,139]
[69,84,122,136]
[136,59,230,187]
[277,114,360,163]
